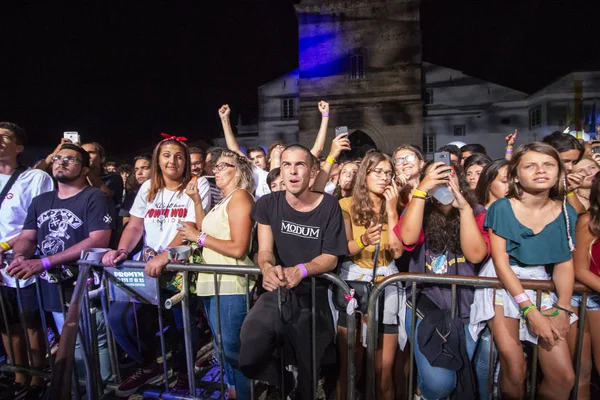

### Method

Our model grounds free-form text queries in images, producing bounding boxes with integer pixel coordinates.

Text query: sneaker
[169,375,189,395]
[114,363,163,397]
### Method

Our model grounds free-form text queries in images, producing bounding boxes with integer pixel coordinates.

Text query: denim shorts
[571,293,600,311]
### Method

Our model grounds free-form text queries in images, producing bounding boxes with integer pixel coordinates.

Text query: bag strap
[0,165,27,209]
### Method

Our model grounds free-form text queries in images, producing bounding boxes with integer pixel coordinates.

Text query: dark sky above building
[1,0,599,160]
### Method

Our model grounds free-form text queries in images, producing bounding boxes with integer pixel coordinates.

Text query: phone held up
[433,151,452,180]
[335,126,349,137]
[63,131,80,144]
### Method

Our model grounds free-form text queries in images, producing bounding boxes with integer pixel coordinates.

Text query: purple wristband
[297,263,309,278]
[41,257,51,270]
[321,112,329,117]
[198,232,208,247]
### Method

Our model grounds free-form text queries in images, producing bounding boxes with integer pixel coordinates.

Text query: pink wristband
[197,232,208,247]
[41,257,51,270]
[297,263,309,278]
[513,293,529,304]
[321,112,329,117]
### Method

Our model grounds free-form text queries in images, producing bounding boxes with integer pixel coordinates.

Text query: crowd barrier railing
[365,273,593,400]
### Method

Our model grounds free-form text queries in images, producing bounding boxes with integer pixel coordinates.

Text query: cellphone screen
[335,126,349,137]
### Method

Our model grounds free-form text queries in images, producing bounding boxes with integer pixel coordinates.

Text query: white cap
[447,141,466,148]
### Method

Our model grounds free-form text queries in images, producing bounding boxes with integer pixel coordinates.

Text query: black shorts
[0,284,41,330]
[337,294,399,335]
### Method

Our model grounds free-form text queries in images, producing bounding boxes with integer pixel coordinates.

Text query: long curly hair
[350,151,393,228]
[421,162,479,254]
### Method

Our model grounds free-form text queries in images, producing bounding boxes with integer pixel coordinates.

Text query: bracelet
[118,249,130,257]
[567,191,575,197]
[521,304,537,319]
[297,263,309,278]
[326,156,336,165]
[197,232,208,247]
[356,235,366,249]
[542,309,560,317]
[553,303,574,316]
[321,112,329,117]
[0,242,11,252]
[513,293,530,304]
[505,149,513,155]
[41,257,52,270]
[413,188,428,199]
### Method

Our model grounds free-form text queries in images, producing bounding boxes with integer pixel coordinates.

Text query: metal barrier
[364,273,593,400]
[37,259,357,400]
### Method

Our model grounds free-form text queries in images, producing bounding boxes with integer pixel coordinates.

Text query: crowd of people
[1,102,600,400]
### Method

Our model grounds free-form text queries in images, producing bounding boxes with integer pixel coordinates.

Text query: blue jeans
[202,295,250,399]
[473,325,497,400]
[405,308,477,400]
[53,310,111,382]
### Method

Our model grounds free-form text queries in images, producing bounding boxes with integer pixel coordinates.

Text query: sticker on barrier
[105,267,159,305]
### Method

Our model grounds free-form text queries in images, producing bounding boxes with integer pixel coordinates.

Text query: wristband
[356,235,366,249]
[118,249,130,257]
[41,257,52,270]
[297,263,309,278]
[542,309,560,317]
[513,293,530,304]
[321,112,329,117]
[326,156,336,165]
[413,188,428,199]
[505,149,513,155]
[0,242,11,252]
[197,232,208,247]
[553,302,575,316]
[521,304,537,319]
[567,191,575,197]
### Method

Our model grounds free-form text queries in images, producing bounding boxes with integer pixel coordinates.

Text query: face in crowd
[338,162,359,192]
[82,143,103,171]
[366,160,394,195]
[514,151,560,194]
[248,149,267,170]
[204,153,215,176]
[269,174,285,192]
[134,158,151,185]
[158,143,186,182]
[559,148,582,173]
[0,128,24,160]
[280,148,314,196]
[466,164,484,190]
[213,154,237,191]
[105,164,117,173]
[574,158,599,189]
[488,165,509,204]
[393,148,424,181]
[190,153,204,177]
[52,149,88,183]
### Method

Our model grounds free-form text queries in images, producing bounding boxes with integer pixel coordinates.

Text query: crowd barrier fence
[0,255,595,400]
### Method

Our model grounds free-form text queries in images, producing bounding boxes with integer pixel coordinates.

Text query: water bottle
[431,184,454,205]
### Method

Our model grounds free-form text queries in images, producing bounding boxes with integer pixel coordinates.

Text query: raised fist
[218,104,231,119]
[318,101,329,114]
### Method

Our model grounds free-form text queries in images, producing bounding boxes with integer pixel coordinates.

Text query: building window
[453,124,466,136]
[350,53,365,80]
[529,107,542,130]
[424,89,433,105]
[423,134,436,154]
[282,98,295,120]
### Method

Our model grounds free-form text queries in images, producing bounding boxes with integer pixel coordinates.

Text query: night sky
[2,0,599,162]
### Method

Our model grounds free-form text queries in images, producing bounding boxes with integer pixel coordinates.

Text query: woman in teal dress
[486,142,577,400]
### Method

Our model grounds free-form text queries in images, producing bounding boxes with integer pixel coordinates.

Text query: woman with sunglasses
[336,150,403,400]
[396,162,489,400]
[102,137,199,396]
[177,150,255,399]
[392,145,426,206]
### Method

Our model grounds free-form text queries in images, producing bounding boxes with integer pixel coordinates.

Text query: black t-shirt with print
[251,191,348,288]
[23,186,114,310]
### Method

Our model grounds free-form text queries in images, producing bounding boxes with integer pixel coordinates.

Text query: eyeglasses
[340,170,358,177]
[394,153,417,166]
[212,162,235,173]
[52,155,82,165]
[369,168,393,179]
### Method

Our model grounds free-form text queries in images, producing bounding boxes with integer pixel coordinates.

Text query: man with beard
[81,142,123,209]
[7,143,113,381]
[188,147,212,214]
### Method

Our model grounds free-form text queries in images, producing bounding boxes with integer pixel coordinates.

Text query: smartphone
[593,147,600,154]
[433,151,452,180]
[63,131,80,143]
[335,126,349,137]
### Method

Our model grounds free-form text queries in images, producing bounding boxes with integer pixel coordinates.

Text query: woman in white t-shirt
[102,137,199,397]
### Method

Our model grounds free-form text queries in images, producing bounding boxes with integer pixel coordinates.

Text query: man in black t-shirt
[240,144,348,400]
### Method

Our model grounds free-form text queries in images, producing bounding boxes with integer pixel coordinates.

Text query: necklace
[157,188,179,232]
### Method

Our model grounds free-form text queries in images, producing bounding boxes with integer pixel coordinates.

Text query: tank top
[590,240,600,278]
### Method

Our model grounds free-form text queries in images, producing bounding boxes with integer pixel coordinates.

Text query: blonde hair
[219,150,256,193]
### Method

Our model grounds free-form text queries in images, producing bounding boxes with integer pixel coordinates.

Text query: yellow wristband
[523,305,537,318]
[413,188,428,198]
[356,235,366,249]
[567,191,575,197]
[326,156,336,165]
[0,242,11,252]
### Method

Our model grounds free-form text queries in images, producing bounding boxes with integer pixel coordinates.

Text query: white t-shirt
[0,168,55,287]
[196,176,212,214]
[129,180,196,252]
[253,166,270,199]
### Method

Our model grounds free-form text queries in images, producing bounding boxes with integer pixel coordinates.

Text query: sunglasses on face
[394,154,417,166]
[52,155,82,165]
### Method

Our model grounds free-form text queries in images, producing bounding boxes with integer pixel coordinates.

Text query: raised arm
[218,104,245,157]
[505,129,517,161]
[310,101,330,157]
[312,133,350,193]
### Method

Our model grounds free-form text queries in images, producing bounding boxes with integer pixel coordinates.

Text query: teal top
[484,198,577,267]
